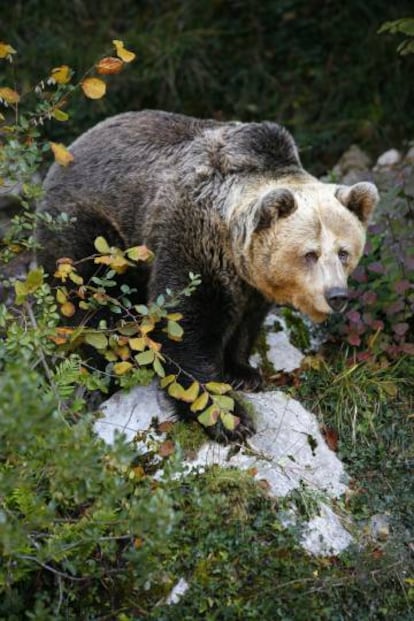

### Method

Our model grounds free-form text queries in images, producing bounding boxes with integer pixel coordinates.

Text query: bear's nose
[325,287,348,312]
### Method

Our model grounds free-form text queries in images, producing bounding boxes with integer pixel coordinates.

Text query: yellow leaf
[56,288,67,304]
[96,56,124,75]
[0,87,20,105]
[49,327,75,345]
[52,108,69,122]
[113,361,133,375]
[166,313,183,321]
[112,39,136,63]
[50,65,71,84]
[61,301,76,317]
[190,391,209,412]
[205,381,233,395]
[129,337,146,351]
[0,42,17,59]
[140,317,155,335]
[54,262,74,281]
[50,142,74,167]
[81,77,106,99]
[113,345,130,360]
[94,254,129,273]
[180,381,200,403]
[126,245,154,262]
[160,374,176,389]
[168,382,185,400]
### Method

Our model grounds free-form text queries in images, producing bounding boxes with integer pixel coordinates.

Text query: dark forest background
[2,0,414,175]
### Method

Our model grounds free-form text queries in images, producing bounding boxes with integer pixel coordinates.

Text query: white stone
[95,383,173,445]
[96,384,352,555]
[165,577,190,605]
[375,149,401,168]
[405,145,414,163]
[265,331,304,372]
[301,503,354,555]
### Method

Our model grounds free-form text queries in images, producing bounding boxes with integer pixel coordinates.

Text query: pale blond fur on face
[228,176,377,322]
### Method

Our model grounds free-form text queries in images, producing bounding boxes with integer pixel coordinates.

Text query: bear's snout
[325,287,348,313]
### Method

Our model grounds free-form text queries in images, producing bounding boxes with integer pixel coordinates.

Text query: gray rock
[405,145,414,164]
[96,382,352,556]
[301,503,353,555]
[370,513,391,541]
[375,149,402,168]
[164,577,190,605]
[265,331,304,372]
[334,145,372,175]
[95,384,173,445]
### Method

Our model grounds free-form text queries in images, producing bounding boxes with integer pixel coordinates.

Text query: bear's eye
[338,249,349,263]
[305,251,318,265]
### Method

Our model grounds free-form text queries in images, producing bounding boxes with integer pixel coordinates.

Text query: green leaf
[26,268,44,292]
[135,304,149,316]
[135,349,155,365]
[212,394,234,411]
[15,268,44,303]
[205,381,233,395]
[84,332,108,350]
[220,411,240,431]
[117,324,140,336]
[167,320,184,339]
[94,236,110,254]
[14,280,29,304]
[153,356,165,378]
[197,405,220,427]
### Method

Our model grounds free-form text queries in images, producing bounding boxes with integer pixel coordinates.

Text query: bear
[36,110,379,441]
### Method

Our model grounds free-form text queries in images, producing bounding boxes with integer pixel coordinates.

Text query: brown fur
[36,111,378,441]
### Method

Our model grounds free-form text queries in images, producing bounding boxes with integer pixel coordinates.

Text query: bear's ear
[335,182,379,226]
[254,188,297,232]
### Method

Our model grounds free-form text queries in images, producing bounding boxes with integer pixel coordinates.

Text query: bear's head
[231,178,379,322]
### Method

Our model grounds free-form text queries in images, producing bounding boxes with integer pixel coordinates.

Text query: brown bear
[36,110,378,440]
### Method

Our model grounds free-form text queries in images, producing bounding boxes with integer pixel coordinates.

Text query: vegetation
[1,6,413,619]
[2,1,414,173]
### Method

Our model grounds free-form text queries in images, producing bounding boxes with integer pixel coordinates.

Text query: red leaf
[159,440,175,457]
[394,279,411,294]
[158,421,174,433]
[347,333,361,346]
[393,322,409,336]
[367,261,385,274]
[321,425,339,451]
[346,310,361,324]
[362,291,378,305]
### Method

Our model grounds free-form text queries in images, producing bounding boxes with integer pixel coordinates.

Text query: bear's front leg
[224,293,271,392]
[148,267,256,443]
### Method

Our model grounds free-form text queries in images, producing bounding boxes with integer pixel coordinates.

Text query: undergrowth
[1,31,413,621]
